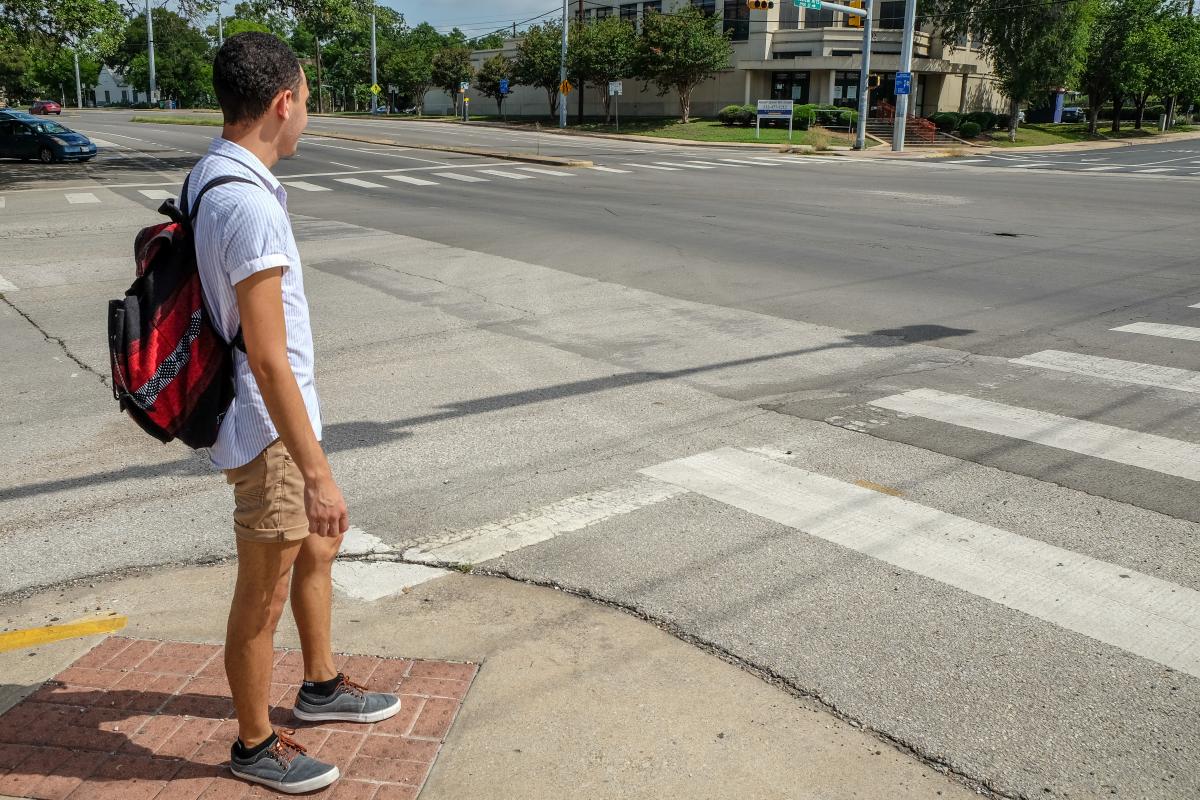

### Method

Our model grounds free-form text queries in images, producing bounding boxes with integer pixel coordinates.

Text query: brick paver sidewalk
[0,637,478,799]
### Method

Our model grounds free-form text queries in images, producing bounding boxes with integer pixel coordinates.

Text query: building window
[804,7,836,28]
[620,3,638,22]
[773,50,813,58]
[642,0,661,15]
[878,1,904,29]
[833,70,860,107]
[771,71,810,103]
[121,89,129,103]
[595,6,612,19]
[723,0,750,40]
[104,90,111,104]
[778,0,799,29]
[691,0,716,15]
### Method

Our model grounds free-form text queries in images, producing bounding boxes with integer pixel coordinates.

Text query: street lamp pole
[892,0,917,151]
[370,8,377,113]
[73,47,83,109]
[853,0,873,150]
[217,0,223,46]
[558,0,567,128]
[146,0,157,106]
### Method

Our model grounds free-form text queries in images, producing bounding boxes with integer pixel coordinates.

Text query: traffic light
[868,73,882,90]
[847,0,864,27]
[747,0,774,8]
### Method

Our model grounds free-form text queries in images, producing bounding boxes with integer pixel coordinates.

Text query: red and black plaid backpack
[107,173,254,449]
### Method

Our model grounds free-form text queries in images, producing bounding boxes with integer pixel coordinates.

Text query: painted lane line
[590,165,632,173]
[138,189,175,200]
[1081,166,1122,172]
[331,562,450,602]
[405,477,687,566]
[641,447,1200,679]
[515,167,574,177]
[1009,162,1055,169]
[65,192,100,204]
[1112,322,1200,342]
[1134,167,1176,174]
[282,181,332,192]
[718,158,772,166]
[945,159,988,164]
[0,273,17,293]
[334,177,388,189]
[1190,302,1200,309]
[327,161,359,168]
[384,174,438,186]
[685,159,745,167]
[478,169,534,180]
[433,172,490,182]
[0,614,127,653]
[654,161,715,169]
[1013,350,1200,394]
[870,388,1200,481]
[624,163,681,171]
[750,157,806,164]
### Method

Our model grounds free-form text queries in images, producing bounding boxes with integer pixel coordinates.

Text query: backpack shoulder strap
[183,174,259,222]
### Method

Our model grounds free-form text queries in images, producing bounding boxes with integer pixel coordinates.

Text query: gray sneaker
[229,730,340,794]
[293,673,402,724]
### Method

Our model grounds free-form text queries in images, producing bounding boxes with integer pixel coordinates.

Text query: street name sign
[895,71,912,95]
[796,0,822,9]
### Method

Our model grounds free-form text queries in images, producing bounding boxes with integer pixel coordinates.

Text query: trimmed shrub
[963,111,995,130]
[717,104,744,126]
[793,103,816,130]
[929,111,961,131]
[958,121,982,138]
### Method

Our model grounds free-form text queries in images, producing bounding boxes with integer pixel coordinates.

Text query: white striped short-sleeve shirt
[189,136,321,470]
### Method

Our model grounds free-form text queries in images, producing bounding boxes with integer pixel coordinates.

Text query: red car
[29,100,61,115]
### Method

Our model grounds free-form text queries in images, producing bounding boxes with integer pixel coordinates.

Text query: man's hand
[304,473,349,538]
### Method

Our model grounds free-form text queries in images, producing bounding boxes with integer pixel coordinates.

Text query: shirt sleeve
[219,193,298,287]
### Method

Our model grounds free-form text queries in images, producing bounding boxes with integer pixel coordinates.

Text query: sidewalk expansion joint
[466,564,1020,800]
[2,295,108,387]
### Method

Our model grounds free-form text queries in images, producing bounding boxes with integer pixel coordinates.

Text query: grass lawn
[131,115,220,126]
[574,117,858,147]
[983,122,1195,147]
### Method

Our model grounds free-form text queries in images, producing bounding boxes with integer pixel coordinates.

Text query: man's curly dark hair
[213,32,303,125]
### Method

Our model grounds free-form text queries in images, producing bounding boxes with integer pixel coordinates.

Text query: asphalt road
[3,112,1200,799]
[937,136,1200,175]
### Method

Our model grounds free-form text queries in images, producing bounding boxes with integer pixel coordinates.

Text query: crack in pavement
[2,294,108,387]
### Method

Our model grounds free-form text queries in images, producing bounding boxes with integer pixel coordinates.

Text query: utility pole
[370,8,378,113]
[577,0,584,124]
[217,0,223,45]
[146,0,157,107]
[559,0,568,128]
[853,0,872,150]
[73,47,83,109]
[891,0,916,151]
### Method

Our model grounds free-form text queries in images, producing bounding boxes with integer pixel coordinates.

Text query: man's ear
[274,88,293,120]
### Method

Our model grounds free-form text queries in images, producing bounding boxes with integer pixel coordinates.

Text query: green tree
[475,52,514,118]
[1,0,124,106]
[469,30,507,50]
[283,0,371,112]
[113,8,213,106]
[569,15,637,122]
[634,4,731,123]
[514,20,564,117]
[431,46,473,115]
[1154,10,1200,126]
[923,0,1097,141]
[380,22,444,113]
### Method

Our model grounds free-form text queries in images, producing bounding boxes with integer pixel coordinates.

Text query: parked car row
[0,108,96,163]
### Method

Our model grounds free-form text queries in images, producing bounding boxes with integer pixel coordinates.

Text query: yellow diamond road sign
[370,83,381,95]
[560,79,573,95]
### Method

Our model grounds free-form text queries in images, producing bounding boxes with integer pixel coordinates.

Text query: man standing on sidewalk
[190,32,400,794]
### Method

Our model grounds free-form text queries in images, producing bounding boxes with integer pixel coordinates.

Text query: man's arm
[235,267,347,538]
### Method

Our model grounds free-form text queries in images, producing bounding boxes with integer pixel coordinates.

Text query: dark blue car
[0,117,96,163]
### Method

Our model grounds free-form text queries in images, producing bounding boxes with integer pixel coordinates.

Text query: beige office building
[452,0,1003,120]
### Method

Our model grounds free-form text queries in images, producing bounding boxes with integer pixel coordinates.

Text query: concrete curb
[835,127,1200,159]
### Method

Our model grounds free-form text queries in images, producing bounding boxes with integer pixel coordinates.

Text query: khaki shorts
[224,440,310,543]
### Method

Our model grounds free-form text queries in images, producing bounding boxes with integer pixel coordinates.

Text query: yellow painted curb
[0,614,127,653]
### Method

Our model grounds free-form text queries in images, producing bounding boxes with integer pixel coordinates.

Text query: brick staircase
[866,101,967,147]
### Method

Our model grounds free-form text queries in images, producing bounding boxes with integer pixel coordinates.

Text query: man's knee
[301,532,344,567]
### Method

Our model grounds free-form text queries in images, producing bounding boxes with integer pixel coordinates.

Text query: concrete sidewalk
[0,564,977,800]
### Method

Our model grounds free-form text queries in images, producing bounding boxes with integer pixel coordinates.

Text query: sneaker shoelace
[338,674,368,699]
[268,729,307,768]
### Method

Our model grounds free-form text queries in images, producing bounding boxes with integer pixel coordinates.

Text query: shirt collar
[206,136,284,195]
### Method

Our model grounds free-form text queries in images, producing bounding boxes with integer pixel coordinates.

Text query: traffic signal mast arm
[815,1,866,17]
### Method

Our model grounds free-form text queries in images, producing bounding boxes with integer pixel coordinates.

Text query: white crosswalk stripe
[434,172,489,182]
[684,160,744,168]
[0,197,5,209]
[478,169,534,180]
[1081,166,1122,172]
[624,163,681,171]
[718,158,771,166]
[1012,350,1200,394]
[1134,168,1175,174]
[655,161,715,169]
[515,167,574,177]
[1112,321,1200,342]
[1010,163,1055,169]
[870,388,1200,481]
[642,447,1200,679]
[65,192,100,204]
[590,166,632,173]
[383,174,438,186]
[0,272,16,293]
[334,177,388,188]
[282,181,331,192]
[138,189,175,200]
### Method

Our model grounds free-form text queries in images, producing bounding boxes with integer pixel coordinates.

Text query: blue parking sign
[895,71,912,95]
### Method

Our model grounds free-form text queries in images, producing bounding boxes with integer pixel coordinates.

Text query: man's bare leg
[290,531,342,683]
[226,537,303,747]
